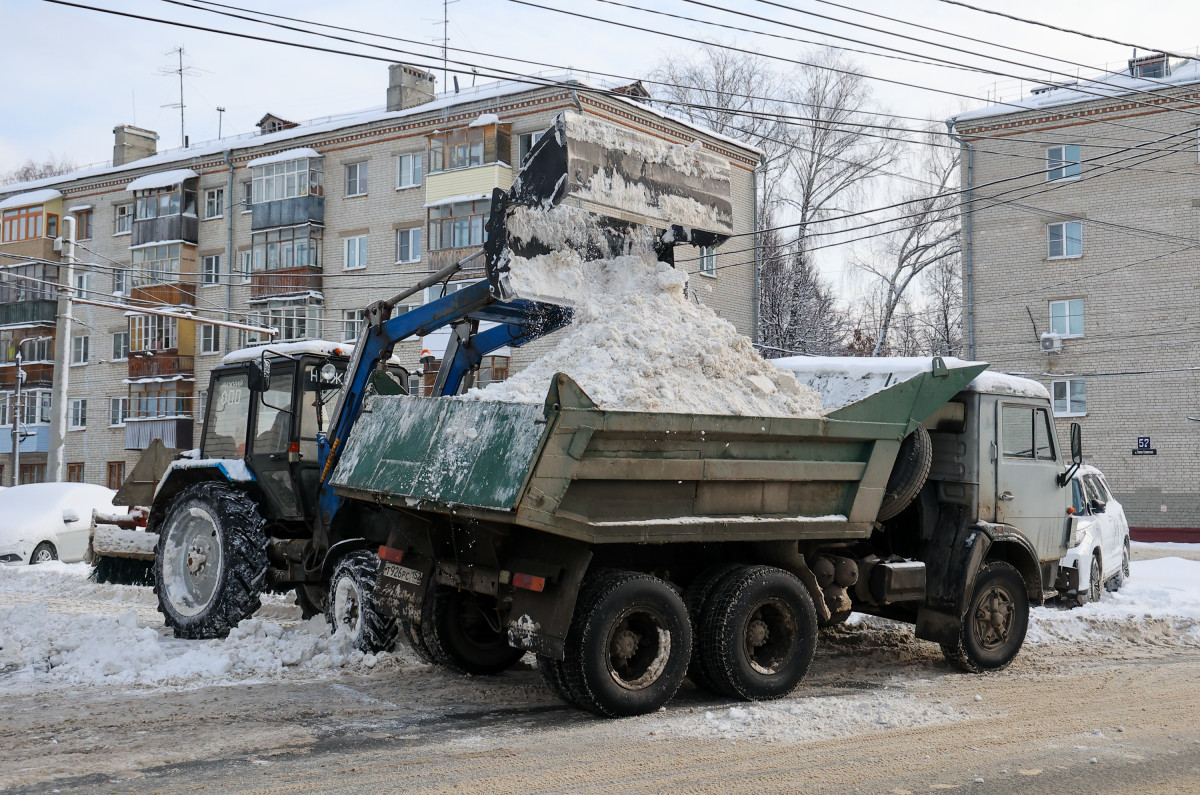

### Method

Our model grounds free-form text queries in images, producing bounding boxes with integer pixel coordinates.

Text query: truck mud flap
[375,552,435,624]
[915,504,989,644]
[503,535,592,661]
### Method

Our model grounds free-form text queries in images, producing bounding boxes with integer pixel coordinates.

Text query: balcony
[125,417,193,451]
[0,362,54,391]
[131,282,196,307]
[250,266,323,300]
[0,299,57,327]
[0,425,50,454]
[132,214,199,247]
[428,246,486,273]
[425,163,512,207]
[251,195,324,231]
[127,351,194,380]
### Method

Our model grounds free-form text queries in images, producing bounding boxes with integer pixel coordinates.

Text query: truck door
[995,402,1066,560]
[248,363,305,521]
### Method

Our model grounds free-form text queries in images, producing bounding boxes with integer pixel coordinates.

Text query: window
[429,123,504,173]
[476,355,510,387]
[1001,404,1056,460]
[20,464,45,484]
[21,337,52,363]
[69,398,87,430]
[129,383,191,420]
[1049,299,1083,337]
[396,228,422,263]
[107,461,126,490]
[202,254,221,286]
[113,267,129,295]
[344,235,368,270]
[197,389,207,423]
[699,246,716,277]
[1048,221,1082,259]
[246,298,323,344]
[518,131,544,164]
[76,210,93,240]
[241,250,253,282]
[74,271,90,298]
[2,205,44,243]
[114,203,133,235]
[241,181,253,212]
[0,393,8,425]
[134,186,195,219]
[342,309,365,341]
[112,330,129,361]
[250,226,322,271]
[0,264,56,303]
[66,463,84,483]
[131,243,181,286]
[109,396,129,426]
[200,324,220,354]
[1052,379,1087,417]
[70,334,89,365]
[345,161,368,196]
[1046,144,1081,181]
[252,157,323,204]
[129,314,178,352]
[204,188,224,219]
[428,199,489,251]
[397,153,423,188]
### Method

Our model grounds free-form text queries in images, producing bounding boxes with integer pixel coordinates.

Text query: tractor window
[253,371,294,455]
[203,372,250,458]
[299,363,340,462]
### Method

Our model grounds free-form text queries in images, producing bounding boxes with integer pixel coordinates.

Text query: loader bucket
[485,110,735,305]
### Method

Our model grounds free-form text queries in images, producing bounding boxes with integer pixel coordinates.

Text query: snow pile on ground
[1028,557,1200,648]
[469,236,822,417]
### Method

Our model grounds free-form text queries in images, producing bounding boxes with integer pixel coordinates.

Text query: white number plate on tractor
[383,562,423,586]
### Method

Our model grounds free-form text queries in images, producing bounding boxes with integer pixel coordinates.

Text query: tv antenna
[157,46,200,147]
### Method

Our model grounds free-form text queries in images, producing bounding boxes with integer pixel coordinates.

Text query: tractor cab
[204,342,408,523]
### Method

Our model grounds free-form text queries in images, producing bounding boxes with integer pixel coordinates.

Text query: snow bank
[466,247,822,418]
[1028,557,1200,648]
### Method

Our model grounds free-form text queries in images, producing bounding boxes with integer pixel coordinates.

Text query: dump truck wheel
[30,542,57,564]
[327,550,398,654]
[154,482,268,640]
[421,587,524,675]
[877,426,933,522]
[699,565,818,701]
[401,614,436,664]
[684,563,745,692]
[562,570,692,718]
[536,655,578,705]
[941,561,1029,673]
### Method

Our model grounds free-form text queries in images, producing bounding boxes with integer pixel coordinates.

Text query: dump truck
[333,359,1081,717]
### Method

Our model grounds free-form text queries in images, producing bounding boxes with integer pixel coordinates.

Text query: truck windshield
[204,372,250,459]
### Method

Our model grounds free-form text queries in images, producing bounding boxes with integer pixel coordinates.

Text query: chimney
[113,125,159,166]
[387,64,437,112]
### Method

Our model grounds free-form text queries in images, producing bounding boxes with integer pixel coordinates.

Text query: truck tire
[562,570,692,718]
[421,587,524,675]
[327,550,398,654]
[401,614,437,664]
[941,560,1029,673]
[877,426,933,522]
[154,482,268,639]
[698,565,818,701]
[536,654,578,705]
[684,563,744,692]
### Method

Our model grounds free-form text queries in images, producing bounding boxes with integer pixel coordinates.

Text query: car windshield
[1071,479,1087,514]
[1081,475,1103,505]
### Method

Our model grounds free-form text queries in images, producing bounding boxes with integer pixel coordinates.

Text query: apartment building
[0,64,761,489]
[949,52,1200,537]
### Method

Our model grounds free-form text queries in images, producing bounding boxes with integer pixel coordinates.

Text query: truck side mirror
[246,361,267,392]
[1070,422,1082,465]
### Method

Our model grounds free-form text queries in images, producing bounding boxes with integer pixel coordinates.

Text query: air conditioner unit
[1040,333,1063,354]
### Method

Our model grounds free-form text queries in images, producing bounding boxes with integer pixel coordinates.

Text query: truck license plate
[383,562,423,586]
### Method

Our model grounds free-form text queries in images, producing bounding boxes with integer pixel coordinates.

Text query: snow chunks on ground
[467,250,823,418]
[1027,557,1200,649]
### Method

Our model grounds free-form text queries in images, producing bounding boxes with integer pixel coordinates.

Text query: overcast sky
[4,0,1197,294]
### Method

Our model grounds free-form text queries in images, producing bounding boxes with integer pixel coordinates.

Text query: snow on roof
[424,193,491,208]
[221,339,353,364]
[244,147,322,168]
[951,58,1200,125]
[125,169,198,192]
[469,112,500,127]
[66,204,92,213]
[0,189,62,210]
[0,76,761,200]
[965,370,1051,400]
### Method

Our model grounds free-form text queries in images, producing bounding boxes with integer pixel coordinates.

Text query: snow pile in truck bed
[468,250,822,418]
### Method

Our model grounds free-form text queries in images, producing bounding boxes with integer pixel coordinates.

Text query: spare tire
[876,425,933,522]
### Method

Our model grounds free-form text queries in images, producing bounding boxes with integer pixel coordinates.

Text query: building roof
[0,75,761,199]
[0,188,63,209]
[126,168,198,191]
[951,57,1200,126]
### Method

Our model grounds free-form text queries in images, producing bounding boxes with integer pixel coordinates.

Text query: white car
[0,483,120,565]
[1060,466,1131,605]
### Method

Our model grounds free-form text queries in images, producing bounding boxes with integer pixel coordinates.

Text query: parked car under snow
[0,483,120,565]
[1059,466,1130,605]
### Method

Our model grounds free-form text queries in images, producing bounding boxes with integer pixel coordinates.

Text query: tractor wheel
[561,570,692,718]
[421,587,525,675]
[327,549,398,654]
[941,561,1029,673]
[154,482,268,639]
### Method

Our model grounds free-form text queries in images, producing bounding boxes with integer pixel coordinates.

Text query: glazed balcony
[251,195,324,231]
[131,214,199,247]
[250,266,323,300]
[0,361,54,390]
[0,299,57,327]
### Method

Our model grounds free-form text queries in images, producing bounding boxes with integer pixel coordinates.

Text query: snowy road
[3,551,1200,793]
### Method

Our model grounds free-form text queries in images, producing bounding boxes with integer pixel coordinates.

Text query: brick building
[0,65,760,488]
[949,52,1200,537]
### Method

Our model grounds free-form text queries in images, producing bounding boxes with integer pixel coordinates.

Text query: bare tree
[758,219,847,357]
[2,155,75,185]
[916,253,964,356]
[855,129,960,356]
